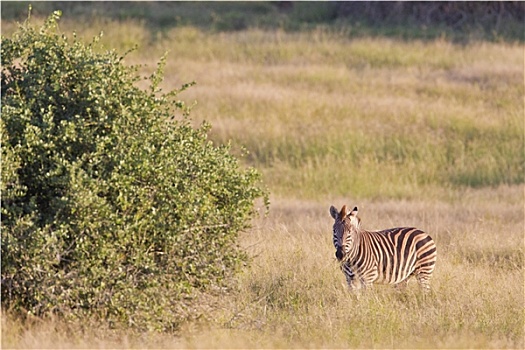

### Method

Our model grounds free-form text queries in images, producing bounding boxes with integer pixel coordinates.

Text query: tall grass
[203,187,523,348]
[145,27,523,200]
[4,186,523,348]
[2,16,524,349]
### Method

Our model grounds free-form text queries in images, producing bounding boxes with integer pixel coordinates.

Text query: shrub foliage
[1,11,268,331]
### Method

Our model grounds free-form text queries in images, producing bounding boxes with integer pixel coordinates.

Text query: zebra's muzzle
[335,248,344,261]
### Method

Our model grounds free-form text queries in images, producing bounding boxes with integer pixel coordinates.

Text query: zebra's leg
[342,263,361,290]
[358,269,378,290]
[345,273,354,290]
[344,269,358,290]
[415,270,432,292]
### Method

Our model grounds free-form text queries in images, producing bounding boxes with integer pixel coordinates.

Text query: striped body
[330,205,437,290]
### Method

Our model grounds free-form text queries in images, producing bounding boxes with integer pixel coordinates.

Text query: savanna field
[2,3,524,349]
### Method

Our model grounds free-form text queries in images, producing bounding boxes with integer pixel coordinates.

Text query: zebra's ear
[349,206,358,217]
[329,205,339,219]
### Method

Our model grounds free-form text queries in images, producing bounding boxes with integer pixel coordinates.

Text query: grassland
[145,25,523,200]
[2,14,524,349]
[4,186,524,348]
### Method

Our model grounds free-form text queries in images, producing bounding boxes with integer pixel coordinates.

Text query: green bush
[1,11,268,331]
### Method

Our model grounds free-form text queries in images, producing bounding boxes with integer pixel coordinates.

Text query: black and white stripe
[330,205,437,290]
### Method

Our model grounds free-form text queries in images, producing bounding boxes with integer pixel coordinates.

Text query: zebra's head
[330,205,360,261]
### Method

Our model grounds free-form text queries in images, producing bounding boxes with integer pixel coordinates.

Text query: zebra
[329,204,437,291]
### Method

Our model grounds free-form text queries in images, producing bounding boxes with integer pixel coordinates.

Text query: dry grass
[2,17,524,349]
[203,186,524,348]
[4,185,523,348]
[144,27,523,199]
